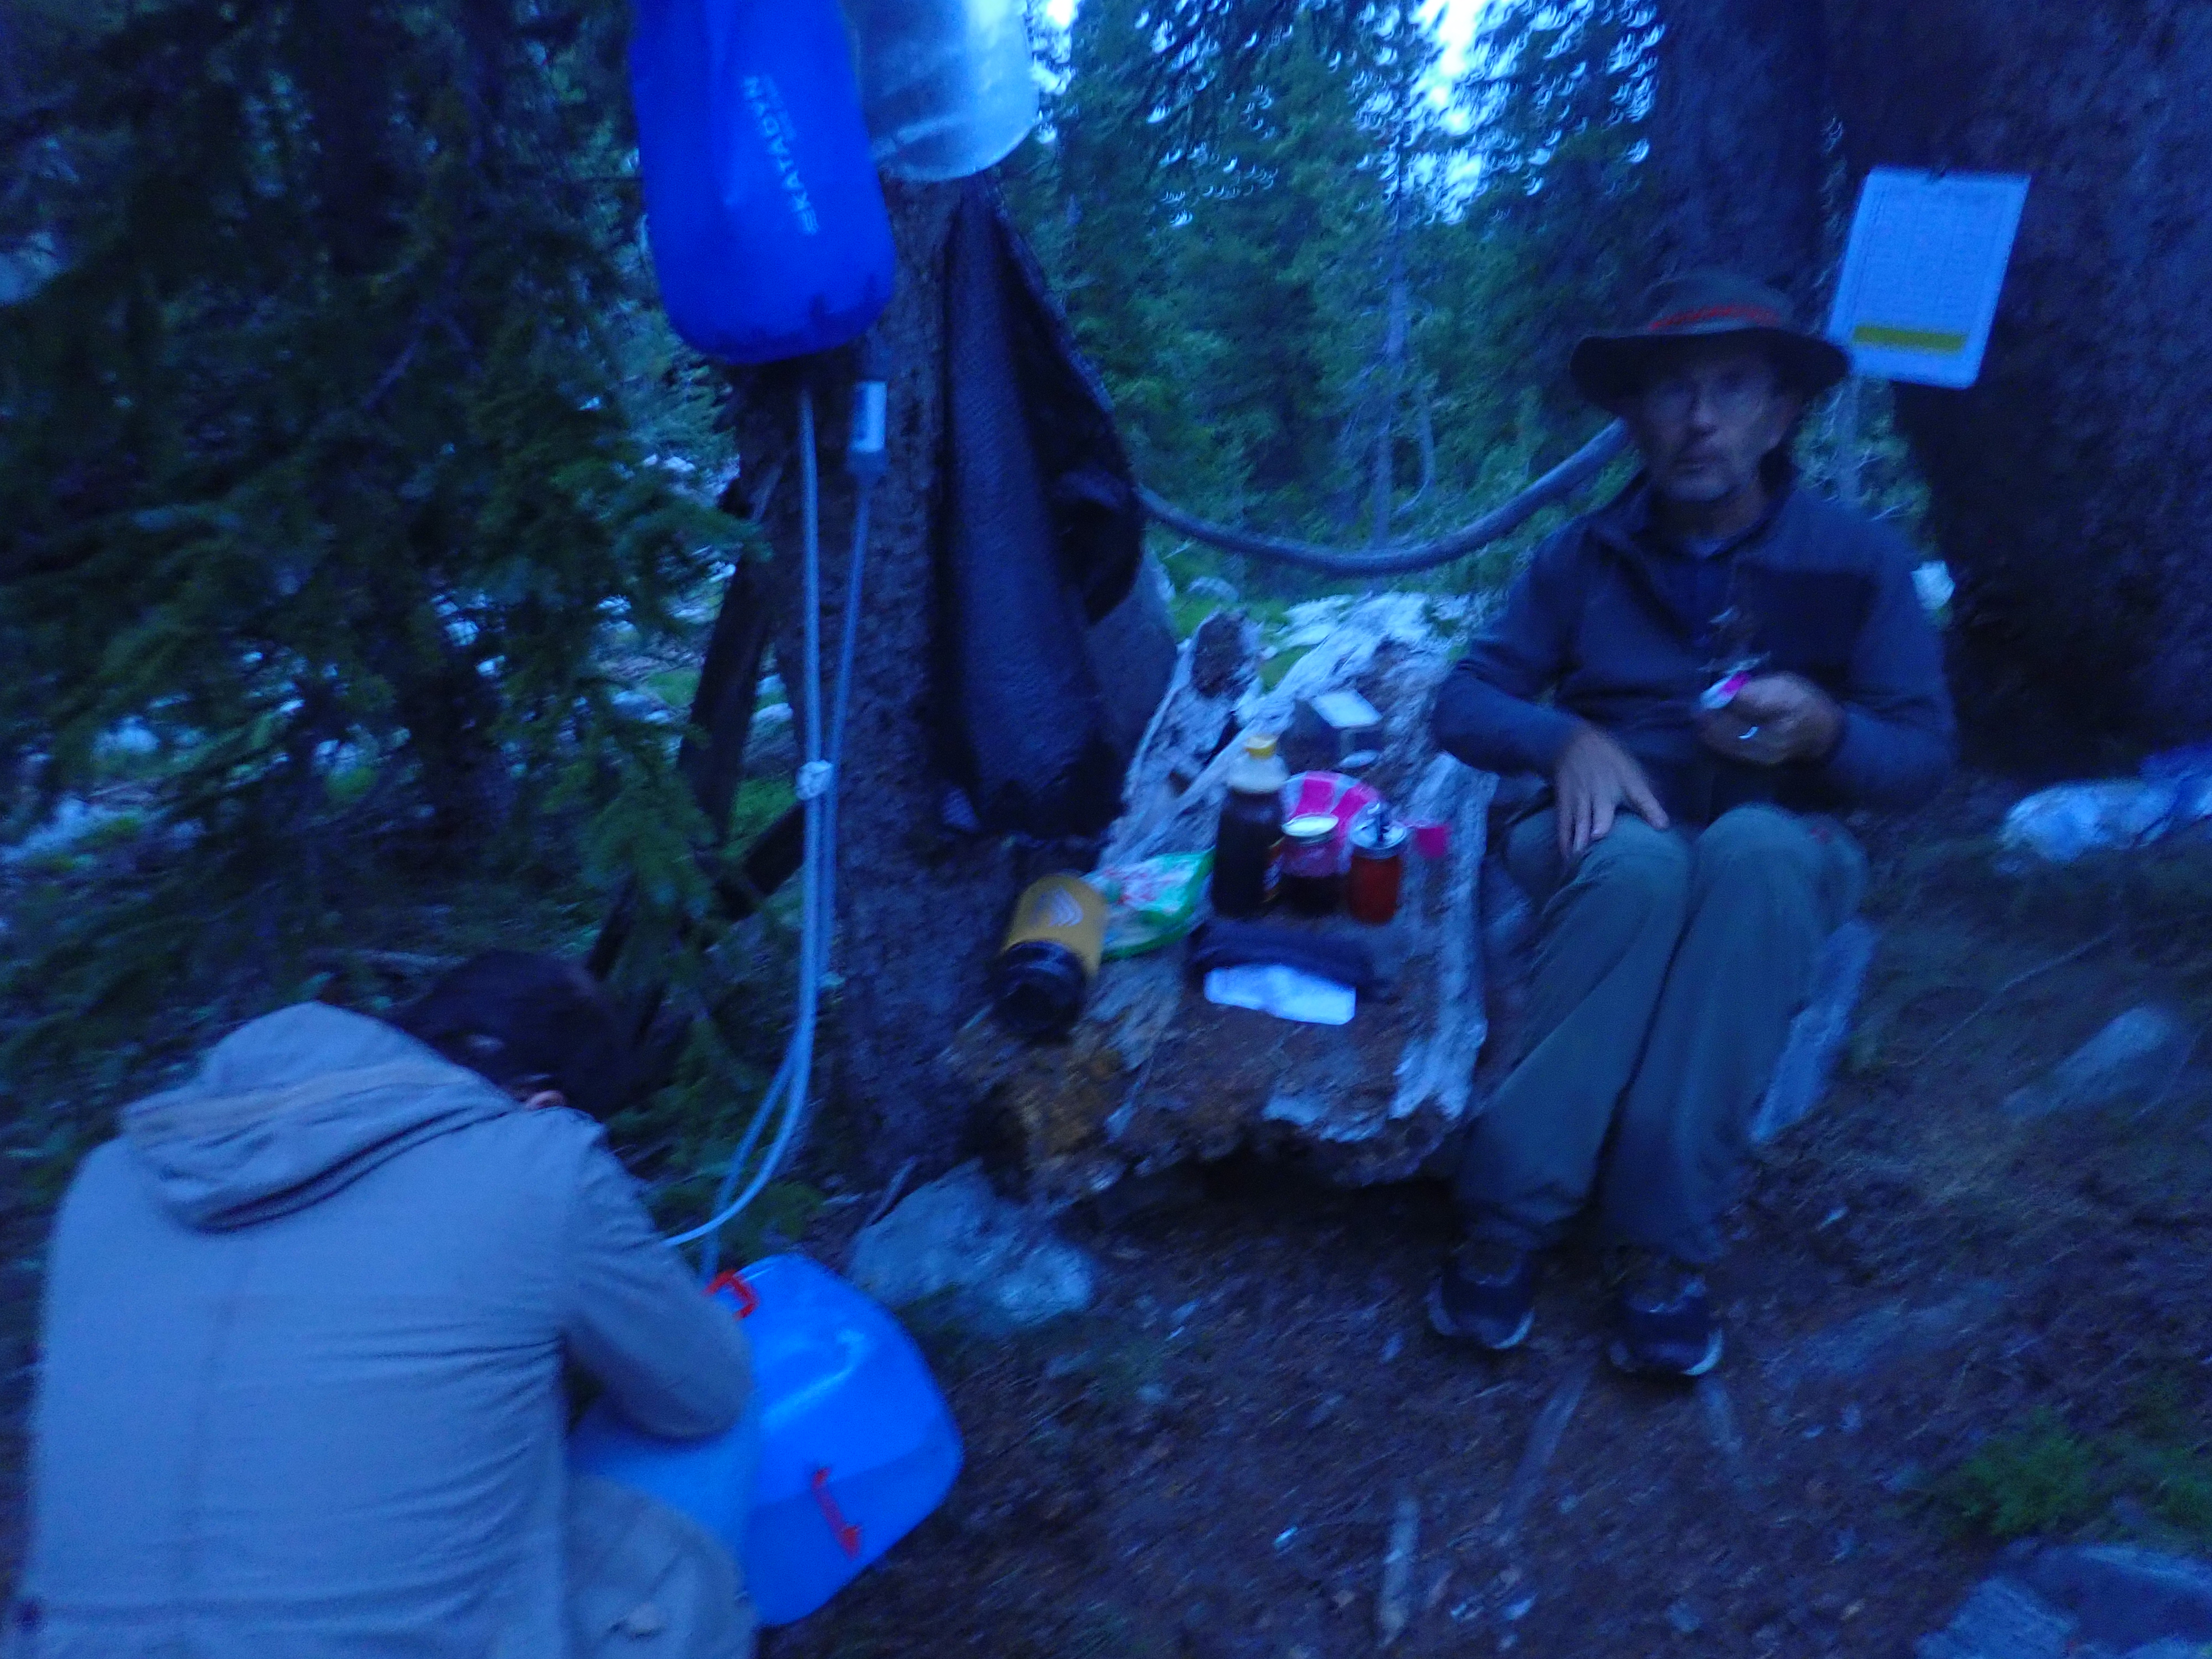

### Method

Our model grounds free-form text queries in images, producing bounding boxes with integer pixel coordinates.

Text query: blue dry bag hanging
[631,0,897,363]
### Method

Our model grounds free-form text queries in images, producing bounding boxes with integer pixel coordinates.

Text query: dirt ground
[764,776,2212,1659]
[7,773,2212,1657]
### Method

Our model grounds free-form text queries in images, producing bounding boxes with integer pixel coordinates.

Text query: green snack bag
[1091,851,1214,959]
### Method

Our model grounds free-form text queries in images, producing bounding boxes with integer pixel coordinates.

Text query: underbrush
[0,769,813,1252]
[1936,1380,2212,1546]
[1845,829,2212,1556]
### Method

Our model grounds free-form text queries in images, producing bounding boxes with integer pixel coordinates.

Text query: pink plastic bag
[1283,772,1381,870]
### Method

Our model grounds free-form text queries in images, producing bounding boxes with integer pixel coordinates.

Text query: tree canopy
[0,0,1755,1189]
[0,0,768,1159]
[1009,0,1656,591]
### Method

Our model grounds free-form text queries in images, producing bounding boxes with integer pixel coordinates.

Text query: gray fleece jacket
[11,1002,751,1659]
[1433,476,1956,826]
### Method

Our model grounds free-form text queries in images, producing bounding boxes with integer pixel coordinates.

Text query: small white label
[850,381,888,456]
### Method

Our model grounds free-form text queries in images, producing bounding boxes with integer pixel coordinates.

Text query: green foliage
[1427,0,1660,473]
[725,774,799,852]
[1256,644,1314,691]
[1010,0,1666,615]
[1020,1,1477,582]
[0,0,766,1156]
[1939,1412,2110,1538]
[1936,1391,2212,1546]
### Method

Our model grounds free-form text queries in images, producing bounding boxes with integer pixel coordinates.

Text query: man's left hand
[1697,672,1843,768]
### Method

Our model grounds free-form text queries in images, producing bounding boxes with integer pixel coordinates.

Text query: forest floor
[6,771,2212,1658]
[761,774,2212,1659]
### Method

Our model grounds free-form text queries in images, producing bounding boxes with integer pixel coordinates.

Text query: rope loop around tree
[1138,421,1630,576]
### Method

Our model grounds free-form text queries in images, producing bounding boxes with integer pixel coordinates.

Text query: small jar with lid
[1346,809,1408,924]
[1279,812,1343,916]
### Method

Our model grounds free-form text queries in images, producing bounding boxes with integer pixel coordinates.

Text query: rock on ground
[1767,1281,2008,1394]
[2004,1005,2195,1119]
[1751,920,1879,1144]
[847,1161,1095,1334]
[1918,1546,2212,1658]
[2023,1545,2212,1649]
[1915,1577,2075,1659]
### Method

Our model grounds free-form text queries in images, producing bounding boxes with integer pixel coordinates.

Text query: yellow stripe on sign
[1852,323,1971,353]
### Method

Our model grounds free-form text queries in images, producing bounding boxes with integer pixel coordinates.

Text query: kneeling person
[1429,272,1955,1377]
[11,952,757,1658]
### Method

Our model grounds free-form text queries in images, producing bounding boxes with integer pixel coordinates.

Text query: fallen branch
[1376,1490,1421,1647]
[306,947,460,977]
[860,1157,919,1232]
[1908,926,2121,1064]
[1500,1357,1593,1535]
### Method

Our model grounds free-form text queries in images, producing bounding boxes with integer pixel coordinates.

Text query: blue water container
[570,1253,963,1626]
[629,0,897,363]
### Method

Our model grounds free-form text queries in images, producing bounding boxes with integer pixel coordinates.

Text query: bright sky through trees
[1039,0,1491,85]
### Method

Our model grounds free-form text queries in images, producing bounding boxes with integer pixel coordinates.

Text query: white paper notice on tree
[1827,169,2031,388]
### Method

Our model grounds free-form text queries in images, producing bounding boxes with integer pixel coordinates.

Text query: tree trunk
[287,0,397,276]
[759,180,1022,1179]
[1652,0,2212,756]
[1824,0,2212,756]
[1368,247,1408,546]
[1647,0,1829,304]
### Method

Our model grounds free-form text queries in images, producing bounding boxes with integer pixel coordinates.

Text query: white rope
[674,378,883,1264]
[667,384,828,1255]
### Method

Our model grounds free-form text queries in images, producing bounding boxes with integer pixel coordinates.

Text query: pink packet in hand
[1699,667,1754,712]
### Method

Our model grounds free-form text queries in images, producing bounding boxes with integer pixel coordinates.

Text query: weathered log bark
[1824,0,2212,755]
[954,596,1498,1204]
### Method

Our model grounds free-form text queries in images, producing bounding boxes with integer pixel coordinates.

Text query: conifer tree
[1429,0,1662,471]
[0,0,735,1056]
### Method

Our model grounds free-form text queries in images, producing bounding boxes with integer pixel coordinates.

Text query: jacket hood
[121,1001,517,1230]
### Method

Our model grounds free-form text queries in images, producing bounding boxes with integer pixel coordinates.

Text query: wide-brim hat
[1569,270,1850,412]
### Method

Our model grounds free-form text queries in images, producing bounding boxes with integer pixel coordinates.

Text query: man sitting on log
[1428,272,1955,1378]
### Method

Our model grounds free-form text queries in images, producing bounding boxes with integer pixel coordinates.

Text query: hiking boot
[1427,1241,1536,1350]
[1608,1253,1723,1378]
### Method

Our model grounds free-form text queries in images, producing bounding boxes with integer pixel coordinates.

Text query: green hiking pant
[1456,804,1867,1264]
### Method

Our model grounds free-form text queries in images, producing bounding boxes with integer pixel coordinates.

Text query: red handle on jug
[812,1468,863,1559]
[705,1270,760,1318]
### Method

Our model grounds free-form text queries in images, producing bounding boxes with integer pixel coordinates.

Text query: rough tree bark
[1647,0,1829,305]
[755,180,1022,1179]
[1653,0,2212,755]
[1824,0,2212,754]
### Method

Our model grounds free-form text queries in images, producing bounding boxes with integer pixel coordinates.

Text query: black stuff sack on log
[933,176,1169,839]
[1185,919,1380,995]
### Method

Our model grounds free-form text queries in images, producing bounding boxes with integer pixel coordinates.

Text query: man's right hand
[1553,725,1670,859]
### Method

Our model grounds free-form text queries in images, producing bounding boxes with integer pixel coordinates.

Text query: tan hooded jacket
[10,1001,752,1658]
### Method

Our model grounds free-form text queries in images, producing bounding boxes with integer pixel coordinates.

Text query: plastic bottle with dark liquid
[1210,732,1288,919]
